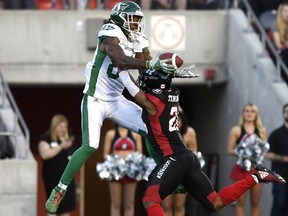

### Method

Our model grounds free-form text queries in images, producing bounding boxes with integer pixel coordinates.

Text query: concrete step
[0,156,37,216]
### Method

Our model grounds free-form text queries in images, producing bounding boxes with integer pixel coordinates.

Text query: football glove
[146,53,175,75]
[174,64,200,78]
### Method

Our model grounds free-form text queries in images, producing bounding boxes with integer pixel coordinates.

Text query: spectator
[103,0,122,9]
[36,0,68,10]
[138,70,285,216]
[266,103,288,216]
[187,0,219,10]
[162,110,198,216]
[4,0,35,9]
[247,0,284,18]
[0,116,15,159]
[38,114,77,216]
[141,0,187,10]
[272,3,288,52]
[45,1,173,214]
[0,0,5,9]
[103,125,143,216]
[227,103,267,216]
[87,0,97,9]
[272,2,288,83]
[77,0,87,10]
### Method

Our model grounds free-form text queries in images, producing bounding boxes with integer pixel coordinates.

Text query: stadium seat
[36,0,63,10]
[103,0,121,9]
[88,0,98,9]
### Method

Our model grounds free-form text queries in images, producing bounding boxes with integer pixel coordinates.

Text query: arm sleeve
[118,71,140,97]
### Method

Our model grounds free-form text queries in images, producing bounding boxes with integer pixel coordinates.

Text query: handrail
[0,131,17,148]
[0,131,17,136]
[0,71,30,159]
[232,0,288,82]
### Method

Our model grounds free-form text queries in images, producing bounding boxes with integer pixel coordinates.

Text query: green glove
[146,56,176,75]
[174,64,200,78]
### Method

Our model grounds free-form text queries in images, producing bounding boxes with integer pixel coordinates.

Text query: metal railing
[0,71,30,159]
[229,0,288,82]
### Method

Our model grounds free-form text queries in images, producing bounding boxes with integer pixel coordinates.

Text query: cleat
[45,186,66,214]
[251,164,286,185]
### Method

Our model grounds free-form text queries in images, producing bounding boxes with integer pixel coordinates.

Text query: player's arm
[135,49,152,62]
[101,37,175,73]
[136,49,152,61]
[134,89,157,115]
[102,37,147,71]
[117,70,157,115]
[127,73,157,115]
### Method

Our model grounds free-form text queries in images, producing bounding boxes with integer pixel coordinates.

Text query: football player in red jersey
[137,69,286,216]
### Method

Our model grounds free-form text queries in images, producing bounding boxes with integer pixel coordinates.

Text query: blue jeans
[271,183,288,216]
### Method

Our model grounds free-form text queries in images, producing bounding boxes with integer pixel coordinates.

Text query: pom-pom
[96,153,156,181]
[96,155,127,181]
[234,134,270,171]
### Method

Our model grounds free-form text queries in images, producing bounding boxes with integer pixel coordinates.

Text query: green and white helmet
[110,1,145,34]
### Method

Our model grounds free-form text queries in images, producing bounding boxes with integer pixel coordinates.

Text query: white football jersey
[83,23,135,101]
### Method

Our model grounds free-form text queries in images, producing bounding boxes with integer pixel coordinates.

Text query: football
[159,52,184,69]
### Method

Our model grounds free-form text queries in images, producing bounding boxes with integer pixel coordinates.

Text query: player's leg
[183,161,286,212]
[181,160,216,212]
[142,152,192,216]
[60,95,106,184]
[108,97,147,136]
[216,164,285,211]
[142,165,166,216]
[109,181,123,216]
[46,95,106,213]
[123,182,137,216]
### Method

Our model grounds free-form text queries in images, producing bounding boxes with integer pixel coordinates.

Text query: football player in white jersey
[45,1,177,214]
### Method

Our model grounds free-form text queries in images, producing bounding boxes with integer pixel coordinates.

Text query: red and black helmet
[137,69,172,90]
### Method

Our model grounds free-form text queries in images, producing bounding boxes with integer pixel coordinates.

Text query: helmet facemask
[121,12,145,33]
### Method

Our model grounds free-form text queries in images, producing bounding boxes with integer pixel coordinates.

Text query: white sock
[58,182,68,190]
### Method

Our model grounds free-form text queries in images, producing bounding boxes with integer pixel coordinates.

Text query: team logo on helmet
[111,2,129,14]
[110,1,145,36]
[152,89,162,94]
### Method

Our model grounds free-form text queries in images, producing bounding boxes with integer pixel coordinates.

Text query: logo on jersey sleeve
[101,24,115,31]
